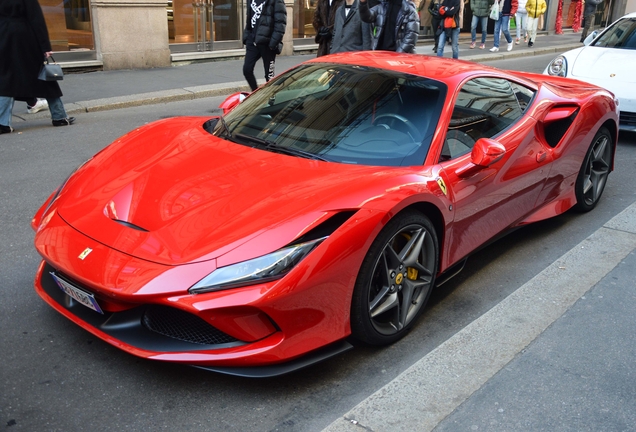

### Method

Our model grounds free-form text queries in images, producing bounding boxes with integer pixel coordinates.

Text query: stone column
[91,0,171,70]
[282,0,294,56]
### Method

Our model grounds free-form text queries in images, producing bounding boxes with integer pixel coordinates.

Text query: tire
[350,211,438,345]
[574,127,613,212]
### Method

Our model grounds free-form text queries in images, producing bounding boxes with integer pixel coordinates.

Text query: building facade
[42,0,633,70]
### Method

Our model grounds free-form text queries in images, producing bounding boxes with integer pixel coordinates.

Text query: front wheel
[350,211,438,345]
[574,127,613,212]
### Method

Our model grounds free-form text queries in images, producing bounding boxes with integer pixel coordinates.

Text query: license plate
[50,272,104,314]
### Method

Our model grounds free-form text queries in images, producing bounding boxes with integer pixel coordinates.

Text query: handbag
[489,1,500,20]
[38,56,64,81]
[444,16,457,28]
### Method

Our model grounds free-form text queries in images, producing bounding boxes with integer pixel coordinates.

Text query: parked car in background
[545,12,636,132]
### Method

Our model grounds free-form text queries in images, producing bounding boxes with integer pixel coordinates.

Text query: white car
[545,12,636,132]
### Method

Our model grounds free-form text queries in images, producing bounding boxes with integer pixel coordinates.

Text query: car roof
[305,51,505,84]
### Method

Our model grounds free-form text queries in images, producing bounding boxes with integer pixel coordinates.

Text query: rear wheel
[574,127,613,212]
[350,211,438,345]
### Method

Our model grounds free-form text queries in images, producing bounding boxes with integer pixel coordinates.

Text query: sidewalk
[324,203,636,432]
[14,32,583,120]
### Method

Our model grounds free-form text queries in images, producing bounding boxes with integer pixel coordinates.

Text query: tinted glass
[215,64,447,166]
[593,17,636,49]
[441,77,523,161]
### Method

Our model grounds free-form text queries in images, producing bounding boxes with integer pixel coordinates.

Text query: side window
[440,77,524,162]
[510,81,536,112]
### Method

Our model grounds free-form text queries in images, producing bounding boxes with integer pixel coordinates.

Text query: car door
[436,77,553,266]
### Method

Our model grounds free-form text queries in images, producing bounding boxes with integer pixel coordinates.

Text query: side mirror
[219,91,249,114]
[455,138,506,177]
[583,30,598,46]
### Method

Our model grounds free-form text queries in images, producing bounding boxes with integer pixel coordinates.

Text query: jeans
[515,11,528,39]
[0,96,15,127]
[494,15,512,47]
[437,27,460,59]
[46,97,68,121]
[471,15,488,44]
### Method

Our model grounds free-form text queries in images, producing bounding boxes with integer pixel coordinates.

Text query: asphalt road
[1,55,635,431]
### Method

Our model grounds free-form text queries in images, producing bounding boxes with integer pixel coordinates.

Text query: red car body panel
[32,53,619,373]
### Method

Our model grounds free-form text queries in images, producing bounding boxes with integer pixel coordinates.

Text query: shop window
[41,0,94,51]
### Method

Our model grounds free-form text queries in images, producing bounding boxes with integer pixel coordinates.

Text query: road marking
[324,202,636,432]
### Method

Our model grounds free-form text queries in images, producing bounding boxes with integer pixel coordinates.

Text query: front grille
[142,305,239,345]
[620,111,636,128]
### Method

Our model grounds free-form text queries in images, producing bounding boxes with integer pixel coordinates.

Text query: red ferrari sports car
[32,52,618,377]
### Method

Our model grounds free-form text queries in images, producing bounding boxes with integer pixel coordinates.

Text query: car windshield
[213,63,447,166]
[592,17,636,49]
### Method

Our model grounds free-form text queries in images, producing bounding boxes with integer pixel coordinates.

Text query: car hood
[56,117,411,266]
[570,47,635,82]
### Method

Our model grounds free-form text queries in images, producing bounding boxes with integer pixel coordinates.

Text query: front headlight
[547,56,568,77]
[189,237,326,294]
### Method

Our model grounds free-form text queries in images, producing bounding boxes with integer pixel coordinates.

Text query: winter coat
[525,0,546,17]
[243,0,287,52]
[331,1,373,53]
[500,0,518,16]
[359,0,420,53]
[470,0,490,18]
[313,0,346,56]
[0,0,62,99]
[439,0,461,28]
[584,0,602,16]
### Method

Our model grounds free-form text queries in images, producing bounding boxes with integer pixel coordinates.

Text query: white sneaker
[489,46,499,52]
[507,42,514,51]
[27,99,49,114]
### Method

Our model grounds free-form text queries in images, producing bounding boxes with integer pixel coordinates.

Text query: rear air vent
[544,107,579,148]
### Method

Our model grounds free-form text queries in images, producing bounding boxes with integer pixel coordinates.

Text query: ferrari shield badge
[436,177,448,196]
[78,248,93,260]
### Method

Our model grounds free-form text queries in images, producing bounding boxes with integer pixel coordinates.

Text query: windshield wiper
[234,133,329,161]
[217,115,232,139]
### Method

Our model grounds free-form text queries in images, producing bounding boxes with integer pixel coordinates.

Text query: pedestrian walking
[469,0,490,49]
[515,0,528,43]
[331,0,372,53]
[580,0,602,42]
[0,0,75,134]
[436,0,461,58]
[525,0,546,47]
[242,0,286,91]
[489,0,517,52]
[427,0,445,51]
[359,0,420,53]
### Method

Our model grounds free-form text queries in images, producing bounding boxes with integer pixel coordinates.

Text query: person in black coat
[359,0,420,53]
[0,0,74,133]
[242,0,287,91]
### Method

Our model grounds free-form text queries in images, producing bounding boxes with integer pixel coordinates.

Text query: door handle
[536,151,547,163]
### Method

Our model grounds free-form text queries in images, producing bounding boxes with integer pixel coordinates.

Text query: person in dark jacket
[490,0,517,51]
[242,0,287,91]
[314,0,345,56]
[580,0,602,42]
[359,0,419,53]
[436,0,461,58]
[0,0,74,133]
[427,0,444,51]
[330,0,372,53]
